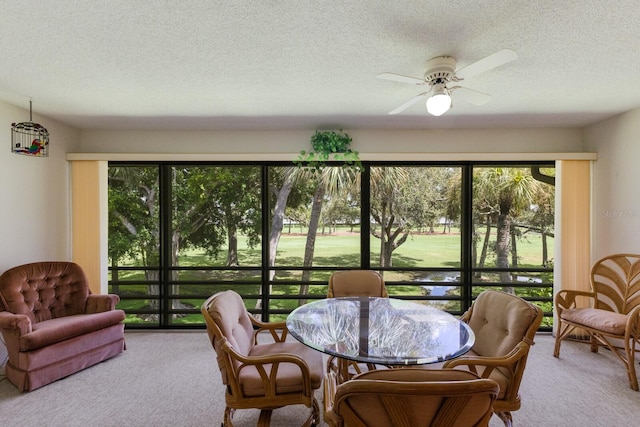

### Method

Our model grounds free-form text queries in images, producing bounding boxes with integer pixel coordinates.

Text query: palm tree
[297,167,360,303]
[473,167,545,293]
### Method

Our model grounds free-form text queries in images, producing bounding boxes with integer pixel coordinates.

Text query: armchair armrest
[555,290,595,318]
[0,311,32,365]
[220,338,315,398]
[85,294,120,314]
[250,317,289,343]
[555,290,595,306]
[0,311,32,335]
[443,342,530,377]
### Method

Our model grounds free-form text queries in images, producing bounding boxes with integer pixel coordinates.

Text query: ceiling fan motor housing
[424,56,457,83]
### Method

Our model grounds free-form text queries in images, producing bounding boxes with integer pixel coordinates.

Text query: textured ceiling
[1,1,640,130]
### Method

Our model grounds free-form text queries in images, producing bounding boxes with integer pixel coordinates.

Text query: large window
[108,162,554,330]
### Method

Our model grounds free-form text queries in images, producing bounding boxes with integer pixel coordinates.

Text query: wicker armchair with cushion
[201,290,323,427]
[553,253,640,391]
[441,290,543,427]
[323,368,499,427]
[327,270,388,298]
[0,261,126,392]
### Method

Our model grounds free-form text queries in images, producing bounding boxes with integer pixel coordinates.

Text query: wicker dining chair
[201,290,323,427]
[327,270,388,298]
[442,290,543,427]
[553,253,640,391]
[323,368,499,427]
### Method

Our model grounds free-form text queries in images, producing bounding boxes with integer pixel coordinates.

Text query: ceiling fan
[377,48,518,116]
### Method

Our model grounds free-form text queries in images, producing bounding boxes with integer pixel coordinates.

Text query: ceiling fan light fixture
[426,84,451,116]
[379,49,518,116]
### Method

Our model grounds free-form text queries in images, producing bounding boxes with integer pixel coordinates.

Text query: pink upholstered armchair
[0,261,126,391]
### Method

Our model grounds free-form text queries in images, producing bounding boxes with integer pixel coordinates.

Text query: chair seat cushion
[561,308,627,336]
[20,310,126,352]
[239,341,323,397]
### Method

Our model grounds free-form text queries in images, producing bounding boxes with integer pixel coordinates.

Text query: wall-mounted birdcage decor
[11,100,49,157]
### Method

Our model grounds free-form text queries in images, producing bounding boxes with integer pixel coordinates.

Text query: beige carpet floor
[1,331,639,426]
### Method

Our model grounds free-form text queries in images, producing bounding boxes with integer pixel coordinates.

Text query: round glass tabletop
[286,296,475,365]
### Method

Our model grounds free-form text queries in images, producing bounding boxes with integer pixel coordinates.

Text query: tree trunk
[144,269,160,322]
[226,220,239,266]
[475,217,492,279]
[542,231,548,266]
[379,214,393,268]
[496,212,514,294]
[111,259,119,294]
[144,236,161,317]
[381,239,394,268]
[299,184,325,305]
[170,230,191,315]
[259,173,295,310]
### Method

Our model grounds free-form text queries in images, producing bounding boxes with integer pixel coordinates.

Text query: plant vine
[294,129,363,172]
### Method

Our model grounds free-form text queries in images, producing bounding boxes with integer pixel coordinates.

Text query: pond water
[418,273,459,299]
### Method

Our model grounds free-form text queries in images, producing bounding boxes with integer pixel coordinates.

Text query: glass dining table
[286,296,474,382]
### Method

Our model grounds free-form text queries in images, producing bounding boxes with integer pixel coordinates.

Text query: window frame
[107,160,555,331]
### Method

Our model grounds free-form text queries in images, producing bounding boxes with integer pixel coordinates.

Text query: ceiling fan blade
[377,72,425,85]
[455,48,518,80]
[452,86,492,105]
[388,92,429,114]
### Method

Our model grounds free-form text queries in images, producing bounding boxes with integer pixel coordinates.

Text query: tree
[108,166,161,316]
[296,167,360,303]
[108,165,263,319]
[179,166,261,266]
[370,167,454,268]
[521,173,555,267]
[255,166,314,310]
[473,167,545,293]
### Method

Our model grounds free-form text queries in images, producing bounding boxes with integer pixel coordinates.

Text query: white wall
[79,127,584,155]
[584,107,640,259]
[0,100,80,272]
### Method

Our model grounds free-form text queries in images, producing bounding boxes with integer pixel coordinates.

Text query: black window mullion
[159,164,172,327]
[360,164,371,269]
[460,164,473,312]
[261,165,270,322]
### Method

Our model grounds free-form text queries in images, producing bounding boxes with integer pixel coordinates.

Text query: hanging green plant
[294,129,363,171]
